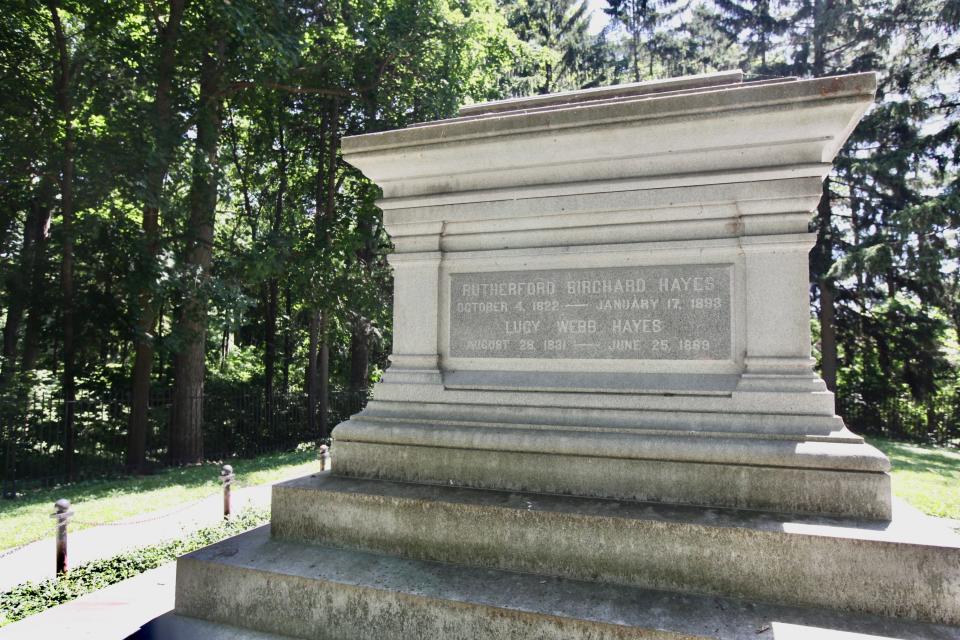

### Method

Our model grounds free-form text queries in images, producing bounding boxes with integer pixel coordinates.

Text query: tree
[710,0,791,73]
[127,0,187,472]
[169,16,226,464]
[603,0,679,81]
[502,0,603,94]
[46,0,79,478]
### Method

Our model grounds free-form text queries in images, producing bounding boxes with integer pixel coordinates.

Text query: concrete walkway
[0,562,289,639]
[0,564,177,639]
[0,470,305,592]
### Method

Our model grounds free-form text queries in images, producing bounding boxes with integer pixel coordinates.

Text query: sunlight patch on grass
[0,448,318,551]
[868,438,960,520]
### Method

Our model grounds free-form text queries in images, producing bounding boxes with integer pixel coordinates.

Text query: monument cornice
[343,75,876,204]
[375,166,828,212]
[342,73,876,156]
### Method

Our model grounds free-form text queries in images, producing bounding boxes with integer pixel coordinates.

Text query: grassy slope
[868,437,960,520]
[0,449,317,551]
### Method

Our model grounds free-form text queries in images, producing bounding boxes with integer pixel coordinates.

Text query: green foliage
[500,0,604,94]
[603,0,684,81]
[0,509,269,627]
[0,0,517,421]
[709,0,791,71]
[0,0,957,470]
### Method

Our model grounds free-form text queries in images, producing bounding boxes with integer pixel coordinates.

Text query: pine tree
[710,0,791,73]
[603,0,680,81]
[502,0,604,94]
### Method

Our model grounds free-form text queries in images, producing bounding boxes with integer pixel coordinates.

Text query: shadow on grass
[867,437,960,476]
[0,447,317,517]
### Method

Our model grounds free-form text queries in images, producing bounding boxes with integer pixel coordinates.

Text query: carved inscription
[449,265,731,360]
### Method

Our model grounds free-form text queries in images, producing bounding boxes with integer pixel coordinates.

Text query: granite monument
[166,71,960,639]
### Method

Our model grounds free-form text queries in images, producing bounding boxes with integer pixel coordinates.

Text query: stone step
[174,525,960,640]
[134,611,295,639]
[332,418,891,519]
[270,472,960,625]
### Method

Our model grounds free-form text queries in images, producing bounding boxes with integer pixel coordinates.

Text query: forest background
[0,0,957,483]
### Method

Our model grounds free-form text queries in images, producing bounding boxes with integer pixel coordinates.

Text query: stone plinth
[168,72,960,639]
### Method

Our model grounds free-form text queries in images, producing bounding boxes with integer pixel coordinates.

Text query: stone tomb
[168,72,960,639]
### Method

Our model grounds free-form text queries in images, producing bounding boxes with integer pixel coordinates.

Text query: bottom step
[132,611,293,639]
[175,526,959,640]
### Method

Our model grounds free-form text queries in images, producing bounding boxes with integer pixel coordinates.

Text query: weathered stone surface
[175,525,960,640]
[332,439,891,519]
[270,473,959,625]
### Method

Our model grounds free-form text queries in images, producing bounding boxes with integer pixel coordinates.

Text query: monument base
[167,473,960,639]
[332,394,892,520]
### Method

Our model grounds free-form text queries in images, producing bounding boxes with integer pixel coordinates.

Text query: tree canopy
[0,0,956,475]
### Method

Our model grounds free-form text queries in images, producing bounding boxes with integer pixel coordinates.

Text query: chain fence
[0,460,254,571]
[0,533,50,561]
[69,493,222,529]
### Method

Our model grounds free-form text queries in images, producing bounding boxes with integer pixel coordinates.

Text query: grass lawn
[868,437,960,520]
[0,448,318,551]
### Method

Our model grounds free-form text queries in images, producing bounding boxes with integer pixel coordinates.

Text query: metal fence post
[51,498,73,575]
[2,437,16,499]
[220,464,234,519]
[319,444,331,471]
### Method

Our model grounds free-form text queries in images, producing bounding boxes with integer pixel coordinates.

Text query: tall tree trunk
[48,0,77,479]
[1,188,52,386]
[170,33,224,464]
[305,108,326,438]
[282,284,291,394]
[156,302,169,384]
[307,101,338,439]
[849,170,865,359]
[306,312,330,439]
[265,282,278,423]
[20,196,52,375]
[348,316,370,393]
[816,179,838,392]
[819,277,838,391]
[128,0,186,472]
[319,101,338,438]
[265,111,287,426]
[347,211,376,396]
[306,310,320,434]
[319,337,329,438]
[20,287,47,374]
